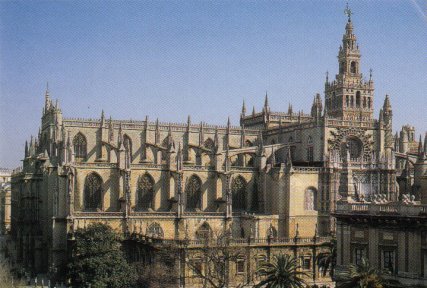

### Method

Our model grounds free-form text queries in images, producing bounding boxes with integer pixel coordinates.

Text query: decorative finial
[326,71,329,82]
[344,2,353,21]
[369,68,373,81]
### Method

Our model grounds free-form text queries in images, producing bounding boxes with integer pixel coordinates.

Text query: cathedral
[9,9,420,287]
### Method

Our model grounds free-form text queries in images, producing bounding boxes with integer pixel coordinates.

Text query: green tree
[316,238,337,278]
[67,223,137,288]
[336,257,383,288]
[255,254,308,288]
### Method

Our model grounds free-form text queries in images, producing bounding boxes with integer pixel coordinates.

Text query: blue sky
[0,0,426,168]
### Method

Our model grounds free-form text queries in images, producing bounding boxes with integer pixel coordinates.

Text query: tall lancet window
[73,133,87,162]
[186,175,202,211]
[231,175,246,211]
[304,187,317,211]
[137,174,154,210]
[84,173,103,210]
[123,135,132,164]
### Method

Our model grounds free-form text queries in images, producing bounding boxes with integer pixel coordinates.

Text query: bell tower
[325,4,374,121]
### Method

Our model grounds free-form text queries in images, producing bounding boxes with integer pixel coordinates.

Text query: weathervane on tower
[344,2,352,21]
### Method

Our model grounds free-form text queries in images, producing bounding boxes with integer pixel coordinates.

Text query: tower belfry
[325,5,374,121]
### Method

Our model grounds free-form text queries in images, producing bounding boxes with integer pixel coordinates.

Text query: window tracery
[84,173,102,210]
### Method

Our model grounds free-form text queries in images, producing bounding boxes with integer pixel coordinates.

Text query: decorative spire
[25,140,29,158]
[199,122,204,146]
[325,71,329,83]
[369,68,373,81]
[44,82,51,112]
[100,110,105,127]
[252,106,256,116]
[214,127,219,152]
[264,91,269,111]
[155,118,160,144]
[176,142,183,171]
[383,94,392,112]
[288,103,293,115]
[118,123,123,147]
[424,133,427,155]
[418,135,423,156]
[241,100,246,117]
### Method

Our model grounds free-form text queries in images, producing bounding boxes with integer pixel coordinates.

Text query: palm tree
[254,254,308,288]
[336,257,383,288]
[316,238,337,278]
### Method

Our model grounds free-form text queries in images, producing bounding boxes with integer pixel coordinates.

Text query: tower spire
[241,100,246,117]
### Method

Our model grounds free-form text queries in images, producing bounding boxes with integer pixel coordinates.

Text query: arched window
[231,176,246,211]
[304,187,317,211]
[363,97,367,108]
[137,174,154,210]
[350,61,357,74]
[245,140,253,147]
[84,173,102,210]
[356,91,361,108]
[351,96,354,107]
[346,95,349,107]
[186,175,202,210]
[368,98,371,109]
[195,222,212,240]
[347,137,363,159]
[146,223,164,238]
[267,225,278,238]
[204,138,215,151]
[288,136,293,143]
[123,135,132,163]
[73,133,87,162]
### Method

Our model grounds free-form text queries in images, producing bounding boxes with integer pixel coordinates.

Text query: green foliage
[255,254,308,288]
[316,238,337,278]
[67,223,137,288]
[336,257,383,288]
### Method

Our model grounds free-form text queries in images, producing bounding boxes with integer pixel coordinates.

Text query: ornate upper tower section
[325,5,374,121]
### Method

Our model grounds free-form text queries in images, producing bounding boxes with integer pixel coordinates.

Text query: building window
[356,91,361,108]
[136,174,154,210]
[146,222,163,238]
[354,248,365,265]
[305,188,317,211]
[195,222,212,240]
[73,133,87,162]
[347,137,363,159]
[301,257,311,270]
[231,176,246,211]
[236,259,245,274]
[185,175,202,211]
[350,61,357,74]
[84,173,102,210]
[382,250,395,274]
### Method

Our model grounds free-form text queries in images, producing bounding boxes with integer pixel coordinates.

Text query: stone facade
[335,201,427,287]
[9,13,403,287]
